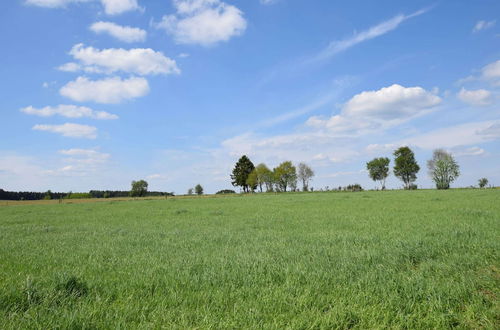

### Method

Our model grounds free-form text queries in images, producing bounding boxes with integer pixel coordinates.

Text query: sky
[0,0,499,194]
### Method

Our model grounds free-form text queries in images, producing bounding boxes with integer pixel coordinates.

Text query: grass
[0,189,499,328]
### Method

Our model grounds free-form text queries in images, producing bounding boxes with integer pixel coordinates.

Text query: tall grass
[0,189,498,328]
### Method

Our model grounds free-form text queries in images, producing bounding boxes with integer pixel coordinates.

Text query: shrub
[216,189,236,194]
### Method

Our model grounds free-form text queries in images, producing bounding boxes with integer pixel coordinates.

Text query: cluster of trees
[230,156,315,192]
[187,184,204,196]
[366,147,462,190]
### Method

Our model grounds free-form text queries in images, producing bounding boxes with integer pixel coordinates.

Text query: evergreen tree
[231,155,255,192]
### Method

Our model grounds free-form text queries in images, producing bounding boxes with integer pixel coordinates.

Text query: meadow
[0,189,499,329]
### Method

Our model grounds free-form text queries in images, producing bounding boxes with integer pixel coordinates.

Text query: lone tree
[131,180,148,197]
[231,155,255,193]
[478,178,489,188]
[194,184,203,195]
[273,161,297,192]
[427,149,460,189]
[297,163,314,191]
[393,146,420,189]
[366,157,390,190]
[254,163,271,192]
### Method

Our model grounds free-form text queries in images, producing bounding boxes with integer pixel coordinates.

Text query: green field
[0,190,499,328]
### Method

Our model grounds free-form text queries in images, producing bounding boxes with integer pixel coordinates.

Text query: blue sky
[1,0,499,193]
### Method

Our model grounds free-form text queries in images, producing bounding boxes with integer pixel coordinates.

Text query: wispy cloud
[311,7,431,63]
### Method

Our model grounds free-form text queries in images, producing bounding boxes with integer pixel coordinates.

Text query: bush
[344,184,363,192]
[216,189,236,194]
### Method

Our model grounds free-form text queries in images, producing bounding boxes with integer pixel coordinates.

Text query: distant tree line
[0,188,173,201]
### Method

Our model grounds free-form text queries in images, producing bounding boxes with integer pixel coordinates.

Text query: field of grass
[0,189,499,328]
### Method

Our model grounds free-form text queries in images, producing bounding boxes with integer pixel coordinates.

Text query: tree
[194,184,203,195]
[246,170,258,192]
[187,188,194,195]
[261,166,275,192]
[231,155,255,193]
[393,147,420,189]
[478,178,488,188]
[366,157,390,190]
[427,149,460,189]
[130,180,148,197]
[254,163,272,192]
[273,161,297,192]
[297,163,315,191]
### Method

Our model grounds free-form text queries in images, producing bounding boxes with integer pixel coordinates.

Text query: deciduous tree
[427,149,460,189]
[297,163,315,191]
[393,147,420,189]
[194,184,203,195]
[478,178,488,188]
[130,180,148,197]
[273,161,297,192]
[366,157,390,190]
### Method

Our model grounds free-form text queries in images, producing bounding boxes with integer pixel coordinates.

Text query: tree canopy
[393,147,420,189]
[273,161,297,192]
[366,157,390,190]
[478,178,488,188]
[231,155,255,193]
[297,163,314,191]
[195,184,204,195]
[427,149,460,189]
[130,180,148,197]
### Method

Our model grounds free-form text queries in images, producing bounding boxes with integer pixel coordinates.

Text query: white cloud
[473,20,496,32]
[156,0,247,46]
[59,148,110,164]
[477,122,500,138]
[146,173,168,180]
[60,76,149,104]
[100,0,140,15]
[21,104,118,120]
[400,121,500,149]
[365,143,400,154]
[90,21,146,43]
[451,146,485,157]
[457,88,492,106]
[33,123,98,139]
[260,0,277,4]
[482,60,500,82]
[60,44,179,75]
[25,0,140,15]
[307,84,441,133]
[313,8,430,61]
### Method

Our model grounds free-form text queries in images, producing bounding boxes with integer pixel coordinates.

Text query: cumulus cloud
[307,84,441,133]
[156,0,247,46]
[33,123,98,139]
[90,21,146,43]
[60,76,149,104]
[481,59,500,83]
[59,44,179,75]
[313,8,430,62]
[21,104,118,120]
[25,0,140,15]
[457,88,492,106]
[473,20,496,32]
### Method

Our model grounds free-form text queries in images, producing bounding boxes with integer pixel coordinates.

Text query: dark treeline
[0,189,66,201]
[0,189,174,201]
